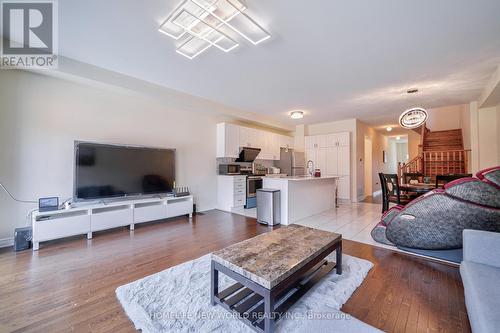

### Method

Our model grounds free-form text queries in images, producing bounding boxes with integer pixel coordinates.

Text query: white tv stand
[31,195,193,251]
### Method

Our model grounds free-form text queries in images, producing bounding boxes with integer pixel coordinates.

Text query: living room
[1,1,500,332]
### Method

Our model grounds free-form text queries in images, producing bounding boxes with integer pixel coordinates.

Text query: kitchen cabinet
[239,126,258,148]
[305,132,350,201]
[217,122,291,161]
[266,133,280,160]
[279,135,294,149]
[305,135,326,149]
[217,175,247,212]
[216,123,240,158]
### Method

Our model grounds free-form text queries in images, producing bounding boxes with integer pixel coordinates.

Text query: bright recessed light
[396,136,401,140]
[386,127,392,132]
[290,111,304,119]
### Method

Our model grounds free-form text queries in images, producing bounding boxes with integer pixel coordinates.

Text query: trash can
[256,189,281,226]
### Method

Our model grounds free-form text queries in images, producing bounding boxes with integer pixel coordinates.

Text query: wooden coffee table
[211,224,342,333]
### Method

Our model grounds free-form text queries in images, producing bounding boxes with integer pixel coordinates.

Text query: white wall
[0,70,220,242]
[468,101,500,173]
[477,106,500,169]
[426,104,467,131]
[356,120,389,200]
[407,130,421,160]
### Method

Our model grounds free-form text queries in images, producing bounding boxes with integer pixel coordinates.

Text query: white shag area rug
[116,253,380,333]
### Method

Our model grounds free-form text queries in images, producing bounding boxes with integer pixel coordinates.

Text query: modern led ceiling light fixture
[399,107,428,129]
[158,0,271,59]
[399,88,428,129]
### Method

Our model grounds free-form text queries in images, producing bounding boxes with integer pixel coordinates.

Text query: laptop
[39,197,59,212]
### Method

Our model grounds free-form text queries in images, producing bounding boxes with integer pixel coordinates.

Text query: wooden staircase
[423,129,463,151]
[398,127,470,180]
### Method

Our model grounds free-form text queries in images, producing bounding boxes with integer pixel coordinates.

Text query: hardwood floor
[0,210,470,333]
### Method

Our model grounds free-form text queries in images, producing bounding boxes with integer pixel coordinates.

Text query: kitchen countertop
[263,175,340,181]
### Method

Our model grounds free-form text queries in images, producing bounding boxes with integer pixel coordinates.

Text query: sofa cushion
[460,261,500,333]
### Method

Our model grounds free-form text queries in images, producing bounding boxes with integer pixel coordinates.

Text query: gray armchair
[460,230,500,333]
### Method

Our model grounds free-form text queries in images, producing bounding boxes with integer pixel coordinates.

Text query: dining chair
[378,173,388,213]
[403,172,424,185]
[381,173,413,213]
[435,174,473,188]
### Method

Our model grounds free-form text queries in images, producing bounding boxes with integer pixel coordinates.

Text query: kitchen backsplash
[216,158,277,174]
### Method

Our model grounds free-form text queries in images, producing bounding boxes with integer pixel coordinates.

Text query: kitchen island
[262,176,339,225]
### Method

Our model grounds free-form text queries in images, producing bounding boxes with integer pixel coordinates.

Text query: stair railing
[398,155,424,182]
[423,149,471,177]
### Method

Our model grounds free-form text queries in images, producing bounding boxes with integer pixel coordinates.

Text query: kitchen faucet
[306,160,314,176]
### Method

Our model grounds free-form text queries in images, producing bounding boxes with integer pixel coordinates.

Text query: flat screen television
[74,142,175,200]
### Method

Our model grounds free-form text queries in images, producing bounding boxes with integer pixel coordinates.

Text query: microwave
[219,164,241,175]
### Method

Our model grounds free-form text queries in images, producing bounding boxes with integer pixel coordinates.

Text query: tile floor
[231,201,393,250]
[294,202,395,250]
[231,201,459,264]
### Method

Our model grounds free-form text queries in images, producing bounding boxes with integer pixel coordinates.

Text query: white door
[315,148,327,173]
[316,135,327,148]
[305,136,315,150]
[337,132,350,146]
[326,147,338,175]
[326,133,338,147]
[305,148,315,173]
[338,145,350,175]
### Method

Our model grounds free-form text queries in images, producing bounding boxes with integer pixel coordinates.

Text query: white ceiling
[59,0,500,127]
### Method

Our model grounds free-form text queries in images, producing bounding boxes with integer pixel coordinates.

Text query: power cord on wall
[0,183,37,204]
[1,182,38,228]
[1,182,73,228]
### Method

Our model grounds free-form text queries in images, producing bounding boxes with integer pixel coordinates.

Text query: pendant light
[399,89,428,129]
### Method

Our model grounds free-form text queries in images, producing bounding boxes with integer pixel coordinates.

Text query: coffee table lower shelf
[211,241,342,333]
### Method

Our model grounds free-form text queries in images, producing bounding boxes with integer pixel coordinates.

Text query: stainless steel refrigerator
[277,148,305,176]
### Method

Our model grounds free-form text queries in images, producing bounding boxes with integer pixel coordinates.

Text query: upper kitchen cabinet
[255,131,280,160]
[305,134,327,149]
[326,132,349,147]
[216,123,240,158]
[239,126,257,148]
[279,135,294,149]
[217,123,291,160]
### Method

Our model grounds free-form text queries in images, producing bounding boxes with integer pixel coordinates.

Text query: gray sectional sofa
[460,229,500,333]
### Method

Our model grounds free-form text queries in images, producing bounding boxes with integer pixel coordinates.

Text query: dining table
[400,182,436,195]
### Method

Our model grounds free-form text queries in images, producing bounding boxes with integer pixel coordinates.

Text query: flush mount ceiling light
[158,0,271,59]
[290,111,304,119]
[386,126,392,132]
[399,107,428,129]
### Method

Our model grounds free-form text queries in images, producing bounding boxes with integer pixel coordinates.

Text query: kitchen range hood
[235,147,261,162]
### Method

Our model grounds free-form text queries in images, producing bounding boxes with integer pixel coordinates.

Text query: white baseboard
[372,190,382,196]
[0,237,14,248]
